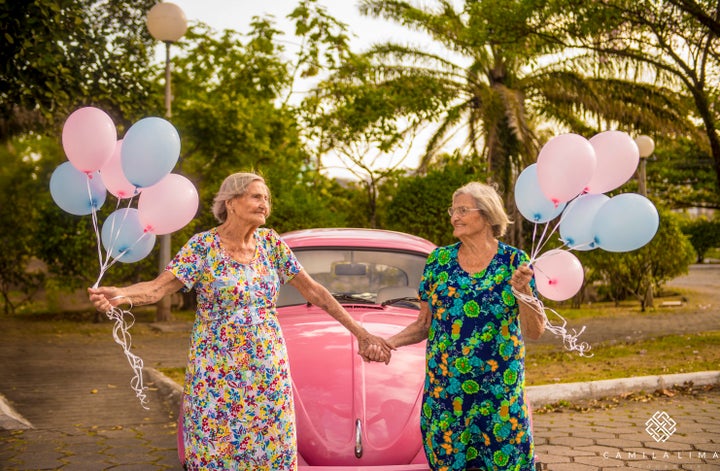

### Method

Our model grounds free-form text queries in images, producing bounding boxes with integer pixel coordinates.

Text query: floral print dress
[418,241,535,471]
[167,227,301,470]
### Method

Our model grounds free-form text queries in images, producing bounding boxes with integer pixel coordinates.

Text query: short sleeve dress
[418,241,535,471]
[167,227,302,470]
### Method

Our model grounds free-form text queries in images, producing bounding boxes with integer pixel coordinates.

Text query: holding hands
[358,334,394,364]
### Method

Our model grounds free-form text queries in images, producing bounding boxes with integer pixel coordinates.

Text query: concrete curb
[146,367,183,415]
[526,370,720,407]
[0,393,33,430]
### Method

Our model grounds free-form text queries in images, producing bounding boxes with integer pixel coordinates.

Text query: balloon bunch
[514,131,660,356]
[49,106,199,407]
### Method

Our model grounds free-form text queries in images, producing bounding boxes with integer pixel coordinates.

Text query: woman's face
[227,180,270,225]
[450,194,489,239]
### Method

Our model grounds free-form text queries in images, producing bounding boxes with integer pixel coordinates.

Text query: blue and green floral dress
[418,241,535,471]
[168,227,301,470]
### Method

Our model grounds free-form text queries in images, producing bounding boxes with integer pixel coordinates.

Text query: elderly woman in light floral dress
[89,172,391,470]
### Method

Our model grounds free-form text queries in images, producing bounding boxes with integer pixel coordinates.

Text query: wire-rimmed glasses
[447,206,482,217]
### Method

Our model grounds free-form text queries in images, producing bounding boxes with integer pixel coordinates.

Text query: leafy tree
[548,0,720,193]
[0,1,350,312]
[578,209,696,311]
[0,136,49,313]
[680,216,720,263]
[167,13,355,235]
[0,0,158,140]
[645,138,720,210]
[313,0,694,246]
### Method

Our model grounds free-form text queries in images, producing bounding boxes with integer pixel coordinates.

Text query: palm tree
[313,0,695,245]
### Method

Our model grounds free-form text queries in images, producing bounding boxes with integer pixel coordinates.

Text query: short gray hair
[212,172,267,223]
[453,182,511,237]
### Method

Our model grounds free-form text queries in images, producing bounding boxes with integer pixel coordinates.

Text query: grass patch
[157,366,186,385]
[525,331,720,385]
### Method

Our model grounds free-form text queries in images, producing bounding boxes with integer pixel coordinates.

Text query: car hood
[278,304,427,467]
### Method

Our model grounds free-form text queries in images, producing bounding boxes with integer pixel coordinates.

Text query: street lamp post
[634,135,655,197]
[147,2,187,322]
[634,135,656,310]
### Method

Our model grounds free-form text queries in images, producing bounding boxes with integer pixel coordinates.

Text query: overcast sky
[171,1,413,49]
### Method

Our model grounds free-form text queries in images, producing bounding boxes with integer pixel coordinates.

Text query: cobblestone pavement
[0,265,718,470]
[0,318,189,470]
[533,387,720,470]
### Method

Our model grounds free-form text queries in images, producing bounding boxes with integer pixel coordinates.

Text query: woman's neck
[457,235,498,274]
[459,234,497,255]
[218,222,257,246]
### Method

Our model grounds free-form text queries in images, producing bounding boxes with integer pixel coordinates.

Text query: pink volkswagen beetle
[177,227,434,469]
[277,228,435,469]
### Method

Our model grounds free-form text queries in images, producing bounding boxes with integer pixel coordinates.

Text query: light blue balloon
[592,193,659,252]
[515,164,566,223]
[50,162,106,216]
[101,208,156,263]
[559,193,609,250]
[121,117,180,188]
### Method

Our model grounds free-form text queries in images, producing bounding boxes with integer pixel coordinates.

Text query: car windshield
[277,248,428,307]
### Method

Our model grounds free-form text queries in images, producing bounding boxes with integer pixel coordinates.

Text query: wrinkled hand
[510,263,534,295]
[358,333,394,365]
[87,286,124,312]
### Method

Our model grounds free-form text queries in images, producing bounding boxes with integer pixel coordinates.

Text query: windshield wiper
[381,297,420,307]
[331,293,374,304]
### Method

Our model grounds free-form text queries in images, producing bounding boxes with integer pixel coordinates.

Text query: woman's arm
[288,270,394,363]
[387,301,432,349]
[88,271,184,312]
[510,263,545,340]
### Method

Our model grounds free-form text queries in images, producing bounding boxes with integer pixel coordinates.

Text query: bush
[680,216,720,263]
[578,209,696,309]
[385,161,486,246]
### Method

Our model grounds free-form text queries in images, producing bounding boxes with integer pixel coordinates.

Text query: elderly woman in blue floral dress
[383,182,545,471]
[88,172,392,470]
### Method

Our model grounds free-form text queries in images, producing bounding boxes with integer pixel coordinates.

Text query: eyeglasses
[447,206,482,217]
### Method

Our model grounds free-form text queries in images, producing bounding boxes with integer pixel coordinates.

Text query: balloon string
[513,287,593,357]
[92,196,138,288]
[102,199,125,263]
[105,296,149,409]
[530,223,540,261]
[88,178,104,288]
[103,232,151,274]
[528,194,580,263]
[530,222,551,261]
[88,193,149,408]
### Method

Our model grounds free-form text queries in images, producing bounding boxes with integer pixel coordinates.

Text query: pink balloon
[99,140,140,199]
[536,133,596,205]
[533,249,584,301]
[138,174,198,235]
[585,131,640,194]
[62,107,117,173]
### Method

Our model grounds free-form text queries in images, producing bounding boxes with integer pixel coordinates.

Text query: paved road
[0,265,718,470]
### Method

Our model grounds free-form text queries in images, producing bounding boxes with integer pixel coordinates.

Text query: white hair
[211,172,267,222]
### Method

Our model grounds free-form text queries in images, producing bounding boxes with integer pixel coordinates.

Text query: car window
[277,248,428,307]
